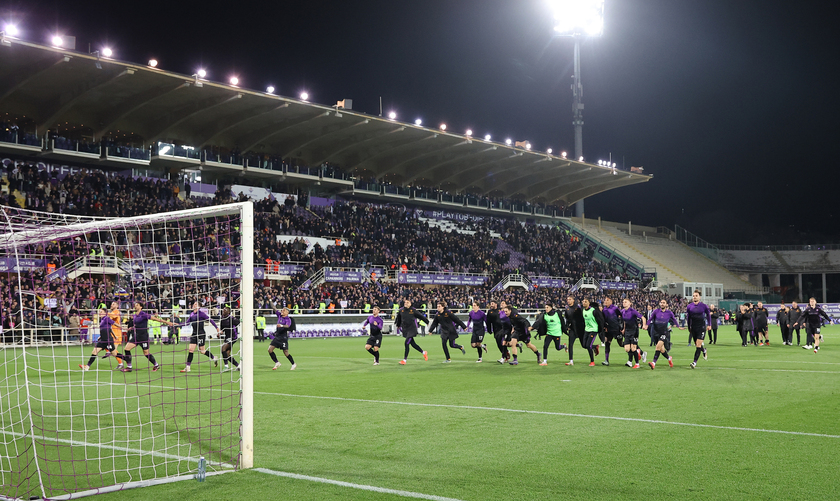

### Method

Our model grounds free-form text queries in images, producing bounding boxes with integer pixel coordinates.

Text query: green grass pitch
[5,325,840,500]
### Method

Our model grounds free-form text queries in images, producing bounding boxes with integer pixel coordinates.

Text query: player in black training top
[428,302,467,363]
[395,299,429,365]
[753,302,770,346]
[486,300,510,364]
[219,306,240,372]
[504,305,542,365]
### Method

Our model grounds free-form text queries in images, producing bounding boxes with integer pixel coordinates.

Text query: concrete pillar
[769,274,781,288]
[628,221,632,236]
[823,273,827,304]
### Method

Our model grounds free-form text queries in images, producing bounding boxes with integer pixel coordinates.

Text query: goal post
[0,201,255,500]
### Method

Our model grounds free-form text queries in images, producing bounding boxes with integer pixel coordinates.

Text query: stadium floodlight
[148,59,158,67]
[579,156,584,161]
[547,148,553,154]
[550,0,604,218]
[550,0,605,36]
[612,162,616,168]
[485,134,492,141]
[561,151,567,158]
[414,118,422,126]
[388,111,397,120]
[300,91,309,101]
[465,129,473,136]
[266,85,275,94]
[5,24,19,36]
[101,47,112,58]
[51,35,63,47]
[196,68,207,78]
[526,143,532,150]
[440,123,447,131]
[505,138,512,145]
[229,76,239,86]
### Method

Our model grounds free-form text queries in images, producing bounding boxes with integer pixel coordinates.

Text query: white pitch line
[732,360,840,365]
[0,430,236,469]
[254,468,465,501]
[254,391,840,439]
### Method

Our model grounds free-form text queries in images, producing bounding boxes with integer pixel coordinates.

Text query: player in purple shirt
[270,307,297,370]
[79,309,120,370]
[466,302,488,362]
[686,290,711,368]
[180,302,220,373]
[363,306,385,365]
[647,299,684,369]
[601,297,622,366]
[219,306,241,372]
[120,302,172,372]
[621,299,648,368]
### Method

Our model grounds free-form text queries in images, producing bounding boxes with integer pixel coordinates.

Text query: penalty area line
[254,468,465,501]
[256,392,840,439]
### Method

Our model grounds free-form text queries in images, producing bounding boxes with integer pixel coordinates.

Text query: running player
[793,297,831,352]
[428,302,467,363]
[179,302,219,373]
[504,305,541,365]
[601,297,623,366]
[754,302,770,345]
[120,302,171,372]
[532,302,566,366]
[686,290,711,368]
[621,298,648,368]
[564,296,585,366]
[580,298,603,367]
[219,307,240,372]
[270,307,297,370]
[395,299,428,365]
[647,298,683,369]
[466,302,488,362]
[79,309,120,370]
[486,301,510,363]
[362,306,384,365]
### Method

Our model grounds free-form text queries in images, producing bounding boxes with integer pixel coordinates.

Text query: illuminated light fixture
[229,76,239,86]
[547,148,553,154]
[439,123,447,131]
[525,143,532,150]
[612,162,616,168]
[388,111,397,120]
[414,118,422,126]
[561,151,567,158]
[4,24,19,37]
[484,134,492,141]
[505,139,512,145]
[101,47,112,58]
[148,59,158,67]
[196,69,207,78]
[579,156,584,161]
[51,35,63,47]
[550,0,605,37]
[465,129,472,136]
[266,86,275,94]
[300,91,309,101]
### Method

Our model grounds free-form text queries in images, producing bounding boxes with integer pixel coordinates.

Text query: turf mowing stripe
[707,367,840,374]
[0,430,237,468]
[254,468,465,501]
[732,360,840,365]
[255,392,840,439]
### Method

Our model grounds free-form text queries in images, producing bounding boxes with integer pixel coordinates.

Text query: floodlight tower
[551,0,604,218]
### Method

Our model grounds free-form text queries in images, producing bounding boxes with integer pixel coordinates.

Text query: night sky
[4,0,838,244]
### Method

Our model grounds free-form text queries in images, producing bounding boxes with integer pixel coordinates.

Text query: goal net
[0,202,254,500]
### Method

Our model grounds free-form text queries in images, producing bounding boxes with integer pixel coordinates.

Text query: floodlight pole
[572,35,585,219]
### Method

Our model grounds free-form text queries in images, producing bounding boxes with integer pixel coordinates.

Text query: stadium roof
[0,40,651,206]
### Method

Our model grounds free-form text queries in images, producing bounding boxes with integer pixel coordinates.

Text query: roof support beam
[376,140,469,180]
[560,174,649,206]
[198,102,289,148]
[311,125,409,167]
[279,118,380,159]
[95,82,187,139]
[238,112,329,153]
[479,158,556,195]
[37,69,133,136]
[346,133,437,173]
[403,146,497,185]
[0,55,69,110]
[146,93,242,143]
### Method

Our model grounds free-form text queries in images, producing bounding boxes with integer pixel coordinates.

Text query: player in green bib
[531,303,567,366]
[580,298,604,367]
